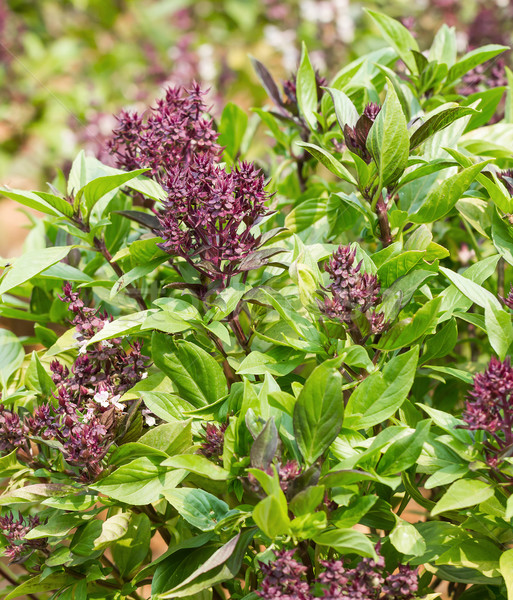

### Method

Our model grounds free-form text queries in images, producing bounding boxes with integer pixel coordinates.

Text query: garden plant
[2,10,513,600]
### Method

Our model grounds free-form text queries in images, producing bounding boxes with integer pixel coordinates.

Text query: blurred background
[0,0,512,257]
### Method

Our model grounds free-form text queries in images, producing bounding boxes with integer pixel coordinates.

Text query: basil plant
[1,11,513,600]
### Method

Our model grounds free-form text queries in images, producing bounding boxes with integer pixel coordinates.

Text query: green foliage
[1,11,513,600]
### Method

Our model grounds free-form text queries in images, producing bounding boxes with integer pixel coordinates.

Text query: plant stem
[92,237,147,311]
[498,257,505,299]
[375,196,392,247]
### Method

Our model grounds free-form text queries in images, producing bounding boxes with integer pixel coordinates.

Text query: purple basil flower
[458,58,507,97]
[504,285,513,310]
[257,550,312,600]
[0,406,26,454]
[248,460,302,496]
[0,512,47,563]
[321,245,385,333]
[5,284,150,482]
[109,84,272,281]
[463,357,513,442]
[108,83,221,177]
[382,565,419,600]
[343,103,381,164]
[258,545,418,600]
[199,422,228,459]
[157,159,271,280]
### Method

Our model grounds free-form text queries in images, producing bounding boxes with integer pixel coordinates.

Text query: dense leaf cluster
[2,11,513,600]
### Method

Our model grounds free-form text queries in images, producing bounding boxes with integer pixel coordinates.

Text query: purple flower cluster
[248,460,302,496]
[258,550,311,600]
[257,547,418,600]
[321,245,385,334]
[199,421,229,460]
[0,284,149,481]
[343,103,381,164]
[458,58,507,97]
[108,84,272,281]
[157,159,270,280]
[504,285,513,311]
[108,83,221,176]
[0,512,47,563]
[463,357,513,443]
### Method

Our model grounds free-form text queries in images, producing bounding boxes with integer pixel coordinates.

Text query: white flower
[145,415,156,427]
[101,340,113,349]
[93,391,110,408]
[141,372,148,380]
[111,395,124,411]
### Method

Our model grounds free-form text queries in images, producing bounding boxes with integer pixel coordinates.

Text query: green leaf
[446,44,509,85]
[345,347,419,429]
[410,107,476,150]
[296,142,357,185]
[250,418,278,470]
[138,421,192,455]
[378,297,442,351]
[158,530,254,598]
[80,169,148,214]
[365,10,419,73]
[431,479,494,516]
[296,42,318,130]
[25,513,85,539]
[421,319,458,364]
[284,196,328,233]
[0,188,63,217]
[377,251,424,288]
[366,79,409,189]
[218,102,248,162]
[163,488,231,531]
[25,351,55,397]
[500,548,513,599]
[34,191,75,217]
[112,513,151,578]
[253,493,291,538]
[152,333,228,407]
[390,518,426,557]
[325,87,359,129]
[293,361,344,464]
[0,483,73,505]
[91,457,184,505]
[440,266,501,310]
[0,328,24,387]
[428,24,457,67]
[0,245,74,295]
[411,162,487,223]
[86,310,152,345]
[484,301,513,360]
[313,528,377,558]
[141,391,195,422]
[93,513,130,550]
[505,67,513,124]
[492,210,513,266]
[110,256,168,300]
[4,574,72,600]
[162,454,229,481]
[378,419,431,476]
[0,449,24,478]
[330,495,378,528]
[289,486,325,517]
